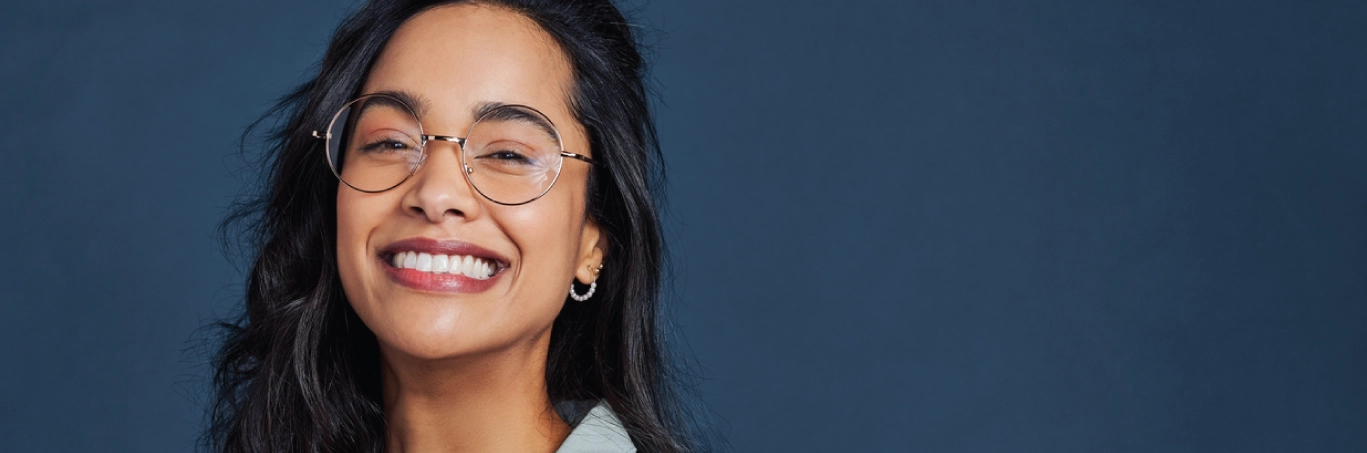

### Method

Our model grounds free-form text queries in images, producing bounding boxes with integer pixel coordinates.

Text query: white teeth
[391,251,495,278]
[460,256,475,277]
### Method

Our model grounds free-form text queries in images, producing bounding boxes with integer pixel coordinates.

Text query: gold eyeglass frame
[310,93,595,206]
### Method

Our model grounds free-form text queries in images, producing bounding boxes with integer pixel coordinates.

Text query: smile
[390,252,497,279]
[379,237,510,293]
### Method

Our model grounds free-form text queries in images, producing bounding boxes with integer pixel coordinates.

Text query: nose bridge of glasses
[422,134,469,168]
[422,134,464,145]
[416,134,471,175]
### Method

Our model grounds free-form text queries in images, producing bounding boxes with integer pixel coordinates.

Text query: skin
[334,4,604,452]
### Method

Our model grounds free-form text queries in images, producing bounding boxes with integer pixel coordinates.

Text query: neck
[380,334,571,453]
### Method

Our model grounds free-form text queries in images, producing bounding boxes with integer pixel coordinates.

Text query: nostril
[409,203,465,221]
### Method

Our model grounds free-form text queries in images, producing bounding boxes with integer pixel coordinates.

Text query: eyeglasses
[311,93,594,206]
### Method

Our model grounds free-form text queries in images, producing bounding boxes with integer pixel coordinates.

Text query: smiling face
[336,3,603,362]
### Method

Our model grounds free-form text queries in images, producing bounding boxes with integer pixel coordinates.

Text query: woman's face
[336,4,603,361]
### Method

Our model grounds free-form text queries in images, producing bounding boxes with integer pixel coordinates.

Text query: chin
[340,258,566,364]
[360,298,493,360]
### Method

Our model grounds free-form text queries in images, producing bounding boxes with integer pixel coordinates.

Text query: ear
[574,219,605,285]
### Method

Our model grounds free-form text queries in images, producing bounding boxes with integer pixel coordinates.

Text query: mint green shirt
[556,403,637,453]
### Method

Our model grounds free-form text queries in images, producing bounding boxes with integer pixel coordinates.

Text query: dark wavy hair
[207,1,704,451]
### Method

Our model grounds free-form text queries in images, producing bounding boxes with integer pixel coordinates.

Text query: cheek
[335,189,382,299]
[508,208,574,274]
[502,194,585,297]
[336,193,362,262]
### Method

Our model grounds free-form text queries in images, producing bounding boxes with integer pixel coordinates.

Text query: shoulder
[556,402,637,453]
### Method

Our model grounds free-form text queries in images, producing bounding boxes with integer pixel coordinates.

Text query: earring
[570,264,603,302]
[569,280,596,301]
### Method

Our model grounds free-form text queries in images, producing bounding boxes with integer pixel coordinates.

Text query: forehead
[362,3,576,131]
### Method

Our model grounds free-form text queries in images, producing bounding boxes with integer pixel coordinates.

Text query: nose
[401,139,483,223]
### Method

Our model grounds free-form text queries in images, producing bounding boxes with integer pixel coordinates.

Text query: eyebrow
[368,90,560,141]
[370,89,430,117]
[474,101,561,142]
[355,92,418,121]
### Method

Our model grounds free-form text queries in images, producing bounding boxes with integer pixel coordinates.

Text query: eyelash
[360,138,413,153]
[483,150,529,161]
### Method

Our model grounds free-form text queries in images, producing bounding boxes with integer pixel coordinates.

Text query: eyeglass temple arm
[562,152,595,164]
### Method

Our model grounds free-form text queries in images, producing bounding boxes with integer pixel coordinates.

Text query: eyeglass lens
[325,94,566,205]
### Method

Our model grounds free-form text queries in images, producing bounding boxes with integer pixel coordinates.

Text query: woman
[208,1,703,451]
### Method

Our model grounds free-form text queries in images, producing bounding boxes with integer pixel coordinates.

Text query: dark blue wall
[2,0,1364,451]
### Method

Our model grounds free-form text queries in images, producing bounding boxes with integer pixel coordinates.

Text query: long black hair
[208,1,703,451]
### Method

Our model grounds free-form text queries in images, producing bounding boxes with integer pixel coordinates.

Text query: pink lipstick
[379,237,509,293]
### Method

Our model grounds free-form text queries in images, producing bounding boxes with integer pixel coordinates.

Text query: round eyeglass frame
[310,93,596,206]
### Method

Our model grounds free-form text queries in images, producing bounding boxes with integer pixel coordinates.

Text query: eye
[360,138,413,154]
[473,142,541,165]
[482,150,531,162]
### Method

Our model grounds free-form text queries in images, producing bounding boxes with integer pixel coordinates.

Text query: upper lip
[379,237,511,269]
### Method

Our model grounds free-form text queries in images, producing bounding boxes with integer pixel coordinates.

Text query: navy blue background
[2,0,1364,451]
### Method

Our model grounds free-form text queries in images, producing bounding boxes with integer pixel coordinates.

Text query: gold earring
[593,264,603,276]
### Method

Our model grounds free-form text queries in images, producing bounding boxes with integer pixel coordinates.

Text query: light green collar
[556,403,637,453]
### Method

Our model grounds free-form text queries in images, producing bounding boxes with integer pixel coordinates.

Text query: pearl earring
[569,264,604,302]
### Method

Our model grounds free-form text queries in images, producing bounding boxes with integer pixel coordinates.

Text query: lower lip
[381,257,501,293]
